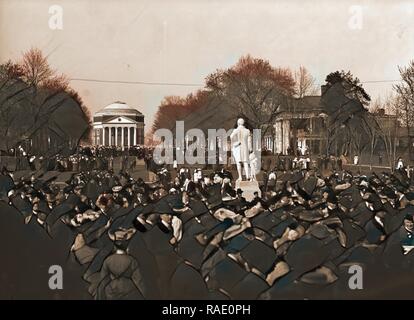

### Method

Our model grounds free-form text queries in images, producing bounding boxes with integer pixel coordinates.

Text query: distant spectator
[396,157,404,170]
[353,155,359,165]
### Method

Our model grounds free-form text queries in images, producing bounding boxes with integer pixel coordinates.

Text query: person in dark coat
[249,191,263,208]
[92,234,146,300]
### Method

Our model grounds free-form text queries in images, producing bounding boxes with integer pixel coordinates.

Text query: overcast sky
[1,0,414,131]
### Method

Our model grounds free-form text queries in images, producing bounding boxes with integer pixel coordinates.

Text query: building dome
[92,101,145,147]
[95,101,143,117]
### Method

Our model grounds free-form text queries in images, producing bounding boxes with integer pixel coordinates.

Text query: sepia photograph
[1,0,414,308]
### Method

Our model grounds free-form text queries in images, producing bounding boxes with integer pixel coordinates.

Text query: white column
[112,127,114,146]
[128,127,131,147]
[121,126,125,150]
[115,127,118,147]
[102,127,105,146]
[274,121,282,154]
[134,127,137,145]
[282,120,290,155]
[108,127,111,146]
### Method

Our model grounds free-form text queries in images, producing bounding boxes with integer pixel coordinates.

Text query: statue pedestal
[235,180,261,202]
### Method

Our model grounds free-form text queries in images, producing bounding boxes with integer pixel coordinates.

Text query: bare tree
[206,55,295,137]
[394,61,414,138]
[152,91,209,133]
[369,97,382,114]
[0,48,89,154]
[376,118,398,172]
[294,66,318,98]
[20,48,55,87]
[370,95,400,171]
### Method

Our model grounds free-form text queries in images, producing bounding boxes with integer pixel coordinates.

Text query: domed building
[92,101,145,147]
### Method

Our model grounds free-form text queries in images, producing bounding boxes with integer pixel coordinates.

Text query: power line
[316,79,401,86]
[70,77,402,87]
[70,78,204,87]
[361,79,401,84]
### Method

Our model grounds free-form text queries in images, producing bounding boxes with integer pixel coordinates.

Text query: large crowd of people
[0,145,154,173]
[2,150,414,299]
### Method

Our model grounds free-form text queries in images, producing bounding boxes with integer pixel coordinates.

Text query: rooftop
[94,102,144,117]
